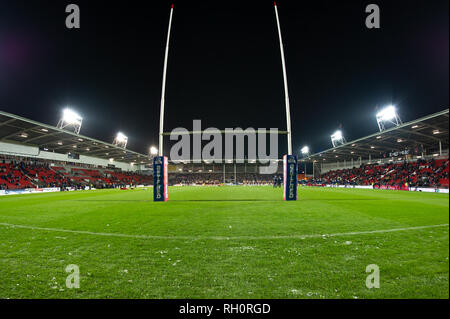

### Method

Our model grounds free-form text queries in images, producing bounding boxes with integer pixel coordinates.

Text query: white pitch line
[0,222,448,241]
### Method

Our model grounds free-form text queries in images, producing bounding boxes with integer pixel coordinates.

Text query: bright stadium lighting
[331,130,346,147]
[301,146,310,155]
[57,108,83,134]
[113,132,128,148]
[377,106,396,121]
[376,105,402,132]
[150,146,158,156]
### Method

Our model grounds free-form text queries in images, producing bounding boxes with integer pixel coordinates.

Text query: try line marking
[0,222,448,241]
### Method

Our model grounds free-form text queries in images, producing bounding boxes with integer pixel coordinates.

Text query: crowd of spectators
[0,158,153,190]
[0,161,33,190]
[314,158,449,188]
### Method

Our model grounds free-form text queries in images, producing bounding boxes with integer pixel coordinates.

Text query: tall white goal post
[154,3,298,201]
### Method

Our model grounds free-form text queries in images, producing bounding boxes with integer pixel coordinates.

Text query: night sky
[0,0,448,157]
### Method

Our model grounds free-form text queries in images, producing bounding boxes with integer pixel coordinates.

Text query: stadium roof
[303,108,449,163]
[0,110,152,165]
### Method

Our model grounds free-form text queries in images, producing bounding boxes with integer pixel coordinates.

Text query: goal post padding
[283,154,298,201]
[153,156,169,202]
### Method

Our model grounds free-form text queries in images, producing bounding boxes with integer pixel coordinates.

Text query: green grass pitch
[0,186,448,299]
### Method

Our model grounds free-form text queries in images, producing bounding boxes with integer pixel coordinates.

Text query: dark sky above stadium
[0,0,448,156]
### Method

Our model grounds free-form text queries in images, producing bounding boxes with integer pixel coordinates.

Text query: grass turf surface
[0,186,448,299]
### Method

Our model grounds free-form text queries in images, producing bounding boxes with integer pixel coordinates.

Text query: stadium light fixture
[331,130,346,147]
[113,132,128,148]
[301,146,310,155]
[57,108,83,134]
[150,146,158,156]
[376,105,402,132]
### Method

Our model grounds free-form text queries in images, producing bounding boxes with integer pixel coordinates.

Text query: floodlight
[57,108,83,134]
[376,106,396,121]
[331,130,346,147]
[376,105,402,131]
[150,146,158,156]
[113,132,128,148]
[63,109,82,124]
[301,146,310,155]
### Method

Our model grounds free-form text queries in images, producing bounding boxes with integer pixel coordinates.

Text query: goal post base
[153,156,169,202]
[283,154,298,201]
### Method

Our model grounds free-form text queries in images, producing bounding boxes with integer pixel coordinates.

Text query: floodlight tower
[376,105,402,132]
[57,108,83,134]
[331,130,346,147]
[113,132,128,148]
[301,146,310,177]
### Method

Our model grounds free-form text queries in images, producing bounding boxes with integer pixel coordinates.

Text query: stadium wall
[0,141,137,171]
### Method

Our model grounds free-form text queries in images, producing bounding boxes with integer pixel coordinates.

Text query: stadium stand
[310,157,449,188]
[0,109,448,192]
[169,173,277,185]
[0,162,35,190]
[0,157,153,190]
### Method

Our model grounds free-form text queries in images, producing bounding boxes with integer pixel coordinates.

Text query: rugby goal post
[154,3,298,201]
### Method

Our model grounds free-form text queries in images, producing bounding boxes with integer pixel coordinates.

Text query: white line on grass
[0,222,448,241]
